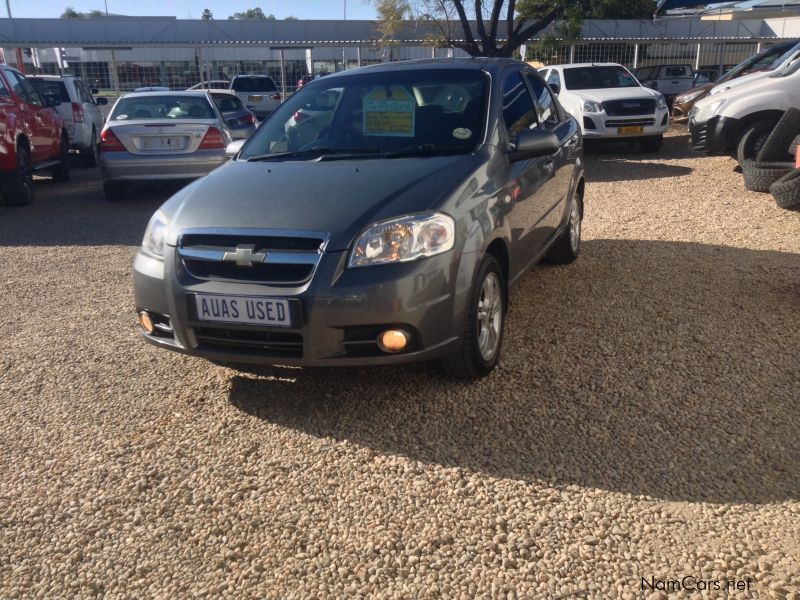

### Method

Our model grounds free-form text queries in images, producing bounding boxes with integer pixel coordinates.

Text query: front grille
[605,119,656,127]
[583,116,597,130]
[178,229,327,285]
[603,99,656,117]
[690,120,711,150]
[194,326,303,358]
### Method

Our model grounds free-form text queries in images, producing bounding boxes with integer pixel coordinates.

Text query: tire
[741,160,794,193]
[51,133,70,182]
[769,168,800,209]
[82,129,98,168]
[546,194,582,264]
[441,255,506,381]
[737,119,777,165]
[757,108,800,162]
[1,143,34,206]
[103,180,126,201]
[639,135,663,154]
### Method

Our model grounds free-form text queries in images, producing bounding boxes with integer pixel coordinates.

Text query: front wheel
[441,255,506,381]
[51,133,70,182]
[545,195,582,265]
[1,144,33,206]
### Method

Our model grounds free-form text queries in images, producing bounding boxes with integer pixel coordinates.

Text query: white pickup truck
[635,65,694,101]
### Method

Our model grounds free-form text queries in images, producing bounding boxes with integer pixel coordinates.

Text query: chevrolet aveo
[133,59,586,380]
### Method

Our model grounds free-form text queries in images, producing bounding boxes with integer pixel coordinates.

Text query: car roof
[28,74,77,80]
[120,90,212,98]
[321,57,527,80]
[547,63,625,70]
[232,74,274,79]
[206,89,237,95]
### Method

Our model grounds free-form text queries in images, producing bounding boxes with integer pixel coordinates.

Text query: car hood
[162,153,481,251]
[708,70,771,95]
[567,87,659,102]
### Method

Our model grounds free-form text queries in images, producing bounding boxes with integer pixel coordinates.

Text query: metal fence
[1,39,787,94]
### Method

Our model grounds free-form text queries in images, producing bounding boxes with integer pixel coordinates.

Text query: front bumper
[689,115,740,154]
[580,109,669,139]
[101,149,227,182]
[133,247,467,367]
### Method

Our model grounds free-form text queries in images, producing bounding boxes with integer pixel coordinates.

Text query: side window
[501,71,538,140]
[77,81,93,103]
[526,73,560,128]
[12,73,44,107]
[0,73,10,98]
[546,70,561,93]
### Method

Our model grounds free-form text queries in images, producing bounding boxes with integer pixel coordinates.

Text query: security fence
[1,39,788,95]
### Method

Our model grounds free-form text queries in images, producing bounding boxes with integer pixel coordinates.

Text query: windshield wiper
[246,147,380,162]
[384,144,473,158]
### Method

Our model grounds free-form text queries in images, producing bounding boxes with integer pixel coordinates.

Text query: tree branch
[450,0,479,53]
[488,0,504,47]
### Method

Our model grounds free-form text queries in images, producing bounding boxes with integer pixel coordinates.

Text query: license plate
[194,294,291,327]
[619,126,644,135]
[248,95,263,102]
[140,136,186,150]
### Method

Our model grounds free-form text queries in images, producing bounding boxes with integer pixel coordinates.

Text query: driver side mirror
[225,139,246,159]
[509,129,560,161]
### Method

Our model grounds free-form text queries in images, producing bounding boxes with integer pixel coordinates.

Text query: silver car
[100,91,232,200]
[207,90,258,140]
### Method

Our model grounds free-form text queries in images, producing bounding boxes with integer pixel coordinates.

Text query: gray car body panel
[133,58,585,367]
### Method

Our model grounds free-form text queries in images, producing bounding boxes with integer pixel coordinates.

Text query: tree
[88,9,104,17]
[60,7,82,18]
[228,8,275,20]
[201,8,213,20]
[375,0,411,59]
[284,15,299,20]
[590,0,655,18]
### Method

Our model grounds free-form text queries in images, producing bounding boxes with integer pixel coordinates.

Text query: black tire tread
[1,144,33,207]
[741,160,793,193]
[51,133,70,182]
[769,168,800,209]
[757,108,800,162]
[737,120,777,165]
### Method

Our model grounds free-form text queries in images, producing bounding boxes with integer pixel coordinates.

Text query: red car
[0,65,70,206]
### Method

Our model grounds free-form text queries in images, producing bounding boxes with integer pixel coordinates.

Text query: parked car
[539,62,669,152]
[673,41,798,119]
[689,54,800,162]
[283,87,343,148]
[188,80,230,90]
[0,65,70,206]
[100,91,232,200]
[705,41,800,99]
[28,74,108,167]
[634,64,694,100]
[133,58,586,380]
[296,74,316,89]
[229,75,281,120]
[207,90,257,140]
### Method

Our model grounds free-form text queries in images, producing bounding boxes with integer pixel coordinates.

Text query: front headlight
[349,212,455,268]
[693,99,727,124]
[141,210,169,259]
[675,90,703,104]
[582,100,602,113]
[656,95,668,110]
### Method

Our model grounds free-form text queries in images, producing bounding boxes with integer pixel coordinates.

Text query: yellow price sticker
[363,86,416,137]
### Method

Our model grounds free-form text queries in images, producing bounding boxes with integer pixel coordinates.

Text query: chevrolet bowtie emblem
[222,244,267,267]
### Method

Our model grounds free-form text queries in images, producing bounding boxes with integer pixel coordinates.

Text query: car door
[525,71,579,242]
[498,68,558,274]
[6,70,49,163]
[77,79,104,133]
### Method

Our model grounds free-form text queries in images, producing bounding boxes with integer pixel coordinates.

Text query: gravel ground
[1,125,799,599]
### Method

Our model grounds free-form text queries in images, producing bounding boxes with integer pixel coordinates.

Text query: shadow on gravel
[0,166,184,247]
[584,130,695,182]
[229,239,800,505]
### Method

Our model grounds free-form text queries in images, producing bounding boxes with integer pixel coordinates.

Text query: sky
[3,0,379,20]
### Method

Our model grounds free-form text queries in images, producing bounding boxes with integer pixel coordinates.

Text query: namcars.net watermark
[642,576,754,593]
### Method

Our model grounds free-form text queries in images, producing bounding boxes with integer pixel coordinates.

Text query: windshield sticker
[117,114,128,120]
[452,127,472,140]
[363,86,415,137]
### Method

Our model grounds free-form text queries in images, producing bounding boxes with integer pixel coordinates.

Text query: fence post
[110,49,119,94]
[717,42,726,76]
[633,43,639,69]
[569,44,575,64]
[357,46,361,67]
[279,48,286,99]
[695,43,701,71]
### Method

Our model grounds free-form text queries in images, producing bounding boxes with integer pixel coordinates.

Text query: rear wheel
[737,120,776,165]
[51,133,70,182]
[546,194,582,264]
[1,143,33,206]
[441,255,506,381]
[639,135,663,154]
[82,129,99,168]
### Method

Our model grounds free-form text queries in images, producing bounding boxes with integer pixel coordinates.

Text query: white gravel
[1,125,799,598]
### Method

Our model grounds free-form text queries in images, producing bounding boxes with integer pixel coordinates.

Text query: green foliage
[201,8,213,20]
[60,7,82,18]
[228,8,275,20]
[374,0,411,45]
[88,9,104,17]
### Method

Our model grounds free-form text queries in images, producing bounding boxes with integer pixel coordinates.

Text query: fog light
[139,311,155,335]
[377,329,410,353]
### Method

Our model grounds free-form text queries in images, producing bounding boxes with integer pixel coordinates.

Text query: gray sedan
[133,59,585,380]
[207,90,258,140]
[100,91,232,200]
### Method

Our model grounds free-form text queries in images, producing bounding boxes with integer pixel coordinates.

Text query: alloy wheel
[476,272,503,361]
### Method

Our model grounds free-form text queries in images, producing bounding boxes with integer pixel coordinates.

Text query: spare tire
[769,168,800,209]
[757,108,800,162]
[741,160,794,193]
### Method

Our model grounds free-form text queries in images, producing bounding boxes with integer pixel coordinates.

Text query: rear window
[29,79,70,103]
[663,66,689,77]
[111,95,216,120]
[211,93,243,113]
[232,77,277,93]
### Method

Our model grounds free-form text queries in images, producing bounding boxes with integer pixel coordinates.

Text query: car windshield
[718,43,795,83]
[563,66,639,90]
[240,69,488,160]
[211,93,244,113]
[232,77,277,93]
[769,41,800,70]
[29,79,70,104]
[111,95,215,120]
